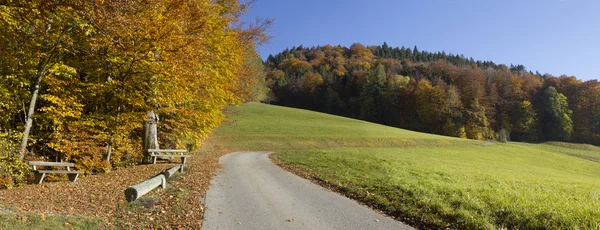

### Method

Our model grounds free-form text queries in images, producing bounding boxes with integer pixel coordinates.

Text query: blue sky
[243,0,600,81]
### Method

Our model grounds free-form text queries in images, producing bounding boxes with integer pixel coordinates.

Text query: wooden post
[180,157,187,172]
[67,173,79,183]
[34,172,45,184]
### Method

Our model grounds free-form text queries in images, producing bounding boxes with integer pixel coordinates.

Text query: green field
[0,212,104,230]
[215,103,600,229]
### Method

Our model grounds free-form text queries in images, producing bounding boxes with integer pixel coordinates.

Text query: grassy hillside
[215,103,600,229]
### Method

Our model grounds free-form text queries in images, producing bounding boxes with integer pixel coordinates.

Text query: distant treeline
[264,43,600,145]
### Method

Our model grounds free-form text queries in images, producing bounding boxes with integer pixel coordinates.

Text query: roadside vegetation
[216,103,600,229]
[0,1,269,228]
[0,0,269,187]
[0,212,104,230]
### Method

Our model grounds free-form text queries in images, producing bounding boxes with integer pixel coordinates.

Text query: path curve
[202,152,413,230]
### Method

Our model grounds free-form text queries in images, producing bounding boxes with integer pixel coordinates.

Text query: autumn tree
[511,100,538,141]
[464,99,489,139]
[543,86,573,141]
[237,46,269,102]
[349,43,374,70]
[571,80,600,144]
[442,86,465,137]
[415,79,447,133]
[0,0,271,173]
[0,1,88,159]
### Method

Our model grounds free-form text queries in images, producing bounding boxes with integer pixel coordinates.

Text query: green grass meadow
[215,103,600,229]
[0,212,104,230]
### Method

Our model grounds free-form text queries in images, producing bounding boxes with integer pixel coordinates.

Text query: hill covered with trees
[264,43,600,145]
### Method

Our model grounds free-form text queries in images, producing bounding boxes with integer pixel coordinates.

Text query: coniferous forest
[264,43,600,145]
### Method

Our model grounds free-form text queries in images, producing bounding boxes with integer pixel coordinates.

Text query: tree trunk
[105,106,120,164]
[105,137,114,163]
[18,22,57,160]
[142,49,161,163]
[143,110,159,163]
[18,59,46,160]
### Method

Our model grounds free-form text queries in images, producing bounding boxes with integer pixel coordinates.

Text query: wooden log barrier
[125,174,166,202]
[162,165,182,179]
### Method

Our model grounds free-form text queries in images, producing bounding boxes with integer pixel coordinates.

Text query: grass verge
[0,212,104,230]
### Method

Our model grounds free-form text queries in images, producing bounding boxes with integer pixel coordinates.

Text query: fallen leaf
[0,146,224,228]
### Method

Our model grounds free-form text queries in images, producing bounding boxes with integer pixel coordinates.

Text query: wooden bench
[28,161,84,184]
[148,149,190,172]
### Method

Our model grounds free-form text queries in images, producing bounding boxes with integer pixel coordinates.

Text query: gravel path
[202,152,413,230]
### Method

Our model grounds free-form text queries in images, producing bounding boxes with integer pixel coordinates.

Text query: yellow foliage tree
[0,0,270,172]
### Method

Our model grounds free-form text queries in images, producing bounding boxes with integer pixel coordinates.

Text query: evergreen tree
[370,64,386,86]
[358,64,387,122]
[543,86,573,141]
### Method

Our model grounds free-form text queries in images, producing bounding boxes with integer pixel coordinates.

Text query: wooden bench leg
[34,172,46,184]
[180,157,187,172]
[153,156,157,164]
[68,173,80,183]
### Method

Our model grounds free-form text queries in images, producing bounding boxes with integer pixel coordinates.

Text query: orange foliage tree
[0,0,270,173]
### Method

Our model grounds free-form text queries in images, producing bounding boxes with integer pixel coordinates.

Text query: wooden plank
[35,170,83,174]
[150,154,191,158]
[28,161,75,167]
[148,149,187,153]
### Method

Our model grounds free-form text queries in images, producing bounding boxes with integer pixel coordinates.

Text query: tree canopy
[0,0,269,175]
[265,43,600,145]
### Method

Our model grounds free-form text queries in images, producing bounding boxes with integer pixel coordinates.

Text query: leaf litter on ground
[0,136,232,229]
